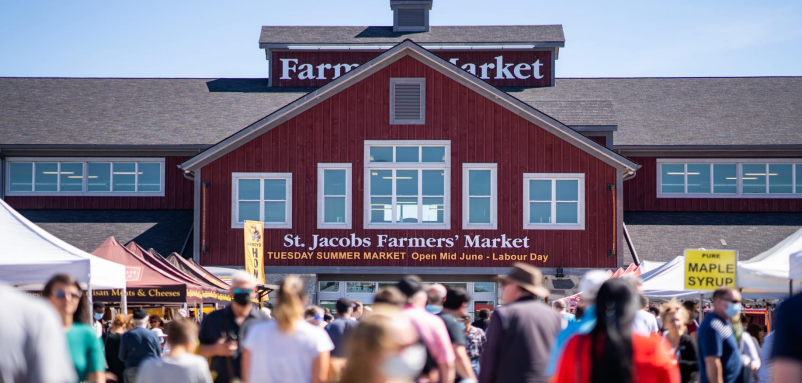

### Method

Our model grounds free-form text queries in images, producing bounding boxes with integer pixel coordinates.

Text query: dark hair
[746,323,762,343]
[42,274,91,325]
[591,279,638,383]
[477,308,491,320]
[149,315,164,328]
[374,286,406,307]
[575,306,585,320]
[335,298,353,315]
[443,288,470,310]
[682,300,697,310]
[712,287,736,301]
[167,318,198,346]
[740,314,750,325]
[92,301,105,311]
[324,313,334,322]
[353,300,363,308]
[648,306,660,317]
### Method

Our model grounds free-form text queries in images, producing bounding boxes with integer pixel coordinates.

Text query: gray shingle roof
[506,77,802,146]
[1,76,801,147]
[525,100,617,127]
[623,212,802,265]
[0,78,308,146]
[259,25,565,45]
[17,209,193,256]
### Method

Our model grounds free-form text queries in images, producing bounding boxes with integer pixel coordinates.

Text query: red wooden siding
[202,55,616,268]
[624,157,802,212]
[5,156,193,210]
[271,50,553,88]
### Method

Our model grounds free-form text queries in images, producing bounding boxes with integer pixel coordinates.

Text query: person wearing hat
[119,308,162,383]
[478,263,561,383]
[397,275,456,383]
[545,269,610,377]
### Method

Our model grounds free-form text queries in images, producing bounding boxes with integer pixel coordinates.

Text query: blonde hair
[274,275,306,332]
[660,299,688,334]
[340,315,396,383]
[111,314,127,329]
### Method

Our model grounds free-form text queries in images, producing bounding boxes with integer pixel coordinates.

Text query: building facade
[2,0,801,311]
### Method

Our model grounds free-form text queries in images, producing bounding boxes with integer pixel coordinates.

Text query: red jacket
[553,332,680,383]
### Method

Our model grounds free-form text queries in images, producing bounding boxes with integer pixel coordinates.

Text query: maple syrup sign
[271,50,553,87]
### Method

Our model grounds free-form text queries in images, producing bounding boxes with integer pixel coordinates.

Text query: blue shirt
[118,326,161,369]
[698,313,742,383]
[772,293,802,364]
[546,305,597,376]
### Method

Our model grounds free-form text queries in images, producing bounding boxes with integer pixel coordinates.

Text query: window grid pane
[713,164,737,194]
[526,176,581,226]
[235,175,290,225]
[661,164,685,193]
[797,165,802,194]
[742,164,768,194]
[687,164,711,194]
[659,161,802,196]
[769,164,793,194]
[322,169,348,225]
[7,160,163,194]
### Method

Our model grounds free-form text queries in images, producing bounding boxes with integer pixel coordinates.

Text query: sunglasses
[54,290,82,300]
[233,288,252,295]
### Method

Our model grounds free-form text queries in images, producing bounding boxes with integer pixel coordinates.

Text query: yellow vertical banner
[244,220,265,284]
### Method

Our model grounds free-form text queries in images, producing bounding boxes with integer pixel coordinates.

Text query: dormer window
[391,0,432,32]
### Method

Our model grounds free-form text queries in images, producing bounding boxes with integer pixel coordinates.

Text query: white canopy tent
[739,227,802,295]
[0,199,126,292]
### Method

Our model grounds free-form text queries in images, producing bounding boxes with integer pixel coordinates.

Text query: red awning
[91,237,203,304]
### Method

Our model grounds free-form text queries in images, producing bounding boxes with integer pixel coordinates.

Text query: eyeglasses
[54,290,82,300]
[233,288,252,295]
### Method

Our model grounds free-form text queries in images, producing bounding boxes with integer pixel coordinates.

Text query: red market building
[2,0,802,309]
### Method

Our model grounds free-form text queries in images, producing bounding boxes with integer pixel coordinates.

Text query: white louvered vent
[397,8,426,28]
[390,78,425,125]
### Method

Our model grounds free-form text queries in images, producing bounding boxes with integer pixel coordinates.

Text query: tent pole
[121,288,128,314]
[790,280,793,298]
[699,294,705,322]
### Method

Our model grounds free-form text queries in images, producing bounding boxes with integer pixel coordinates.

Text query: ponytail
[274,275,306,332]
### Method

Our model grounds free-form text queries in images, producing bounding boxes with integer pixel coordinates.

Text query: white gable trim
[180,40,639,173]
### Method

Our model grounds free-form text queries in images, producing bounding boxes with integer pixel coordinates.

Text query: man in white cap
[545,269,610,377]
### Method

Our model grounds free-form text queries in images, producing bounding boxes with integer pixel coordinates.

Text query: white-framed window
[318,164,352,229]
[462,164,498,230]
[523,173,585,230]
[657,159,802,198]
[363,140,450,229]
[5,157,165,196]
[231,172,292,229]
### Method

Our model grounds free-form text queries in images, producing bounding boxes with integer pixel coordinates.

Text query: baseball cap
[132,308,149,320]
[579,270,610,302]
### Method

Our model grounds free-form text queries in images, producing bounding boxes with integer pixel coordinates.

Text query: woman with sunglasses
[43,274,106,383]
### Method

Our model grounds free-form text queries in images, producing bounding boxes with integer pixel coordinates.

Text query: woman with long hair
[553,279,680,383]
[340,312,426,383]
[241,276,334,383]
[105,314,128,382]
[43,274,106,383]
[660,300,698,383]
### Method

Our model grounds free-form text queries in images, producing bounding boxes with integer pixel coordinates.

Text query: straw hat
[497,262,550,297]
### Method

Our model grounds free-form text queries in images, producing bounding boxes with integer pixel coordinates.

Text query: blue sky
[1,0,800,78]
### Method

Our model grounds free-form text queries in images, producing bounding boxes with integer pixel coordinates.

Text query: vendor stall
[0,199,126,299]
[91,237,204,306]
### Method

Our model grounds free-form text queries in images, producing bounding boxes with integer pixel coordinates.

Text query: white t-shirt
[242,320,334,383]
[633,310,659,335]
[135,354,212,383]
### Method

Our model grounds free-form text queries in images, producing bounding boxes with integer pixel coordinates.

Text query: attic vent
[390,78,425,125]
[397,8,425,28]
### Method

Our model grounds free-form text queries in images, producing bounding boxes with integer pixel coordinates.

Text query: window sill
[524,224,585,231]
[364,223,451,230]
[317,222,353,230]
[657,193,802,199]
[4,191,165,197]
[231,222,292,229]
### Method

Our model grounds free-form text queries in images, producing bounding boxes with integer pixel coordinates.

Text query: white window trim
[317,163,352,229]
[462,163,498,230]
[389,78,426,125]
[656,158,802,199]
[4,157,165,197]
[231,172,292,229]
[363,140,451,230]
[523,173,586,230]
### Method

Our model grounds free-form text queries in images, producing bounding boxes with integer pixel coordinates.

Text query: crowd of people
[3,263,802,383]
